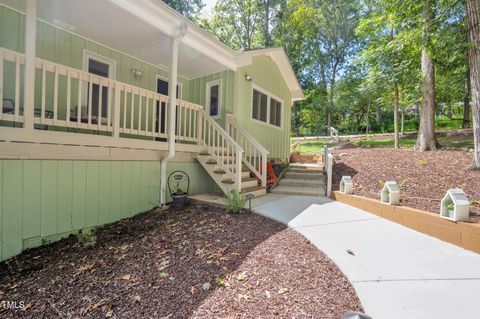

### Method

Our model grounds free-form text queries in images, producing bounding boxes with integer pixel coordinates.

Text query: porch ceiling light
[244,74,252,81]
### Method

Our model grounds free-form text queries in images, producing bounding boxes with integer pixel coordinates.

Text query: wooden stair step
[221,177,256,184]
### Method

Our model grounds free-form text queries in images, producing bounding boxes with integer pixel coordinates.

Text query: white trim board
[250,82,284,131]
[205,79,222,120]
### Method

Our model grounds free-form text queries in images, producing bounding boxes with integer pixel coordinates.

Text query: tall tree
[163,0,204,20]
[286,0,359,135]
[467,0,480,168]
[416,0,439,151]
[199,0,263,50]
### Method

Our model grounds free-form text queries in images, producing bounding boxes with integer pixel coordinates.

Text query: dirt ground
[0,202,362,319]
[333,147,480,223]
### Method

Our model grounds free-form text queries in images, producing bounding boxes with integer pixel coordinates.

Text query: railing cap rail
[200,109,244,153]
[226,113,269,155]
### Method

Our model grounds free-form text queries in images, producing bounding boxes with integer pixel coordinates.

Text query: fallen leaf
[278,287,289,294]
[121,274,132,281]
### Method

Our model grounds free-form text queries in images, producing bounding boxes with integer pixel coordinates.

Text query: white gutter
[160,24,187,206]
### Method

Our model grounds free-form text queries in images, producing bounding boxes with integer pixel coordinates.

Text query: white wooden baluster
[66,70,71,127]
[0,49,3,119]
[53,64,58,124]
[107,82,112,128]
[138,92,142,134]
[14,55,20,122]
[113,83,120,138]
[77,76,82,126]
[88,75,93,125]
[123,89,127,131]
[98,81,103,130]
[130,89,134,131]
[41,61,46,124]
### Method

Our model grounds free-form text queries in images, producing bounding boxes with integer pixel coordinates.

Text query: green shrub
[76,228,97,248]
[225,191,247,213]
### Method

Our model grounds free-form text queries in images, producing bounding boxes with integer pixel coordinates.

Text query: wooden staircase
[272,164,326,196]
[195,110,267,197]
[196,151,266,197]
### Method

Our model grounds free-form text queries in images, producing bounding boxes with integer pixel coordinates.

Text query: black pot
[171,193,188,210]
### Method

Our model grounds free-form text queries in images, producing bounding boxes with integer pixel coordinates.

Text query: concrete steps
[272,163,325,197]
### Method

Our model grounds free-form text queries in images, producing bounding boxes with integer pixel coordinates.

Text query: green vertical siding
[235,55,292,160]
[0,160,216,262]
[0,4,190,101]
[186,70,235,127]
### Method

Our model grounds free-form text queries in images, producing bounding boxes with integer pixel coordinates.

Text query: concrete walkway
[251,194,480,319]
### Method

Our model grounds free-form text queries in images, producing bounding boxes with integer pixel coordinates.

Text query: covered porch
[0,0,268,199]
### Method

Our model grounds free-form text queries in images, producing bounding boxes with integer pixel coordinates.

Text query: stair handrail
[225,113,269,187]
[198,109,244,192]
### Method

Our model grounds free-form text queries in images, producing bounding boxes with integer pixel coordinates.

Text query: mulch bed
[332,148,480,223]
[0,203,362,319]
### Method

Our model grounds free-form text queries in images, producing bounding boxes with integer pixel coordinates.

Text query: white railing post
[197,108,203,145]
[23,0,36,130]
[235,148,243,193]
[261,152,267,187]
[113,83,121,138]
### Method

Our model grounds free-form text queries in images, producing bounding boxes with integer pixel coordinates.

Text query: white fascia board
[236,48,304,102]
[110,0,237,71]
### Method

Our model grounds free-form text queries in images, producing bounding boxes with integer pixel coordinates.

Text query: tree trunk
[327,80,335,136]
[366,96,371,136]
[467,0,480,168]
[401,108,405,135]
[415,3,439,151]
[463,64,471,128]
[394,84,399,149]
[376,104,382,126]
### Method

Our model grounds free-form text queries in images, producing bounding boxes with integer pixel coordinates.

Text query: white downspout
[160,24,187,206]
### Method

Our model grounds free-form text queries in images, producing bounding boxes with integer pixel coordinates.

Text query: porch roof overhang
[1,0,304,100]
[235,48,305,102]
[0,0,237,79]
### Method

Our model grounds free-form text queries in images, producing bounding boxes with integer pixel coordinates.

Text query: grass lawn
[295,134,473,154]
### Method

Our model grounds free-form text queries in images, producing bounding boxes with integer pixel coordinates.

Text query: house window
[252,89,268,122]
[270,97,282,127]
[156,77,181,136]
[82,51,116,121]
[206,80,221,118]
[252,86,282,128]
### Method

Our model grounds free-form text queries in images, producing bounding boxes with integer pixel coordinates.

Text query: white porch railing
[323,145,333,197]
[198,109,244,192]
[226,113,268,187]
[0,47,200,143]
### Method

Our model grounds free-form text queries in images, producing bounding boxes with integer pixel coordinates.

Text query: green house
[0,0,304,261]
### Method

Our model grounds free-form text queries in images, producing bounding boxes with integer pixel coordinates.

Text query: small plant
[225,191,247,213]
[159,272,169,278]
[76,228,97,248]
[382,188,390,202]
[417,159,428,166]
[444,198,455,215]
[214,275,226,287]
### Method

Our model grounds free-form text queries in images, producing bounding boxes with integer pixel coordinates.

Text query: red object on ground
[257,162,278,186]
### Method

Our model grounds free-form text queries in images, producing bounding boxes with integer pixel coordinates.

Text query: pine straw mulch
[332,147,480,223]
[0,202,362,319]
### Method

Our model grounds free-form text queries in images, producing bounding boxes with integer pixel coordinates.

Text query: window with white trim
[206,80,221,118]
[252,87,282,127]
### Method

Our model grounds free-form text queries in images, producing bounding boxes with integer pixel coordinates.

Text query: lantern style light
[440,189,470,222]
[380,181,400,205]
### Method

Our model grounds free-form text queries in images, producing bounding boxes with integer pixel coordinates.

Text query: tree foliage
[163,0,205,20]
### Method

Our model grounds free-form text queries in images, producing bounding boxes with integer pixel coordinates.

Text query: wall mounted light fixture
[244,74,252,81]
[131,68,143,79]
